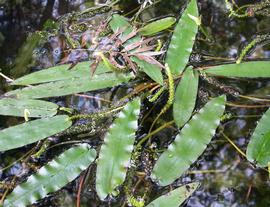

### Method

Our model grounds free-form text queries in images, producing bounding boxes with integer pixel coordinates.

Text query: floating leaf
[246,107,270,167]
[96,98,140,200]
[0,98,58,117]
[0,115,72,151]
[204,61,270,77]
[145,182,199,207]
[12,61,109,86]
[132,57,163,85]
[152,95,226,186]
[6,73,133,99]
[139,17,176,36]
[165,0,198,76]
[4,144,96,207]
[173,67,198,127]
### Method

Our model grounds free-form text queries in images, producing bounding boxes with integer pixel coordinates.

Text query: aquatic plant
[0,0,270,206]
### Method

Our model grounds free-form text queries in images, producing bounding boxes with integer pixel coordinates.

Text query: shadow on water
[0,0,270,206]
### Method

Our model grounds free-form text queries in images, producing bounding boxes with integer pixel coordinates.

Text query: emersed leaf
[11,61,109,86]
[145,182,199,207]
[173,67,198,127]
[96,98,140,200]
[0,115,72,152]
[132,57,163,85]
[6,73,133,99]
[204,61,270,77]
[4,144,96,207]
[151,95,226,186]
[165,0,198,76]
[246,107,270,167]
[0,98,58,117]
[139,17,176,36]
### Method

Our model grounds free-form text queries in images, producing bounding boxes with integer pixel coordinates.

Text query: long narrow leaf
[173,67,198,127]
[145,182,199,207]
[4,144,96,207]
[96,98,140,200]
[6,73,133,99]
[0,115,72,151]
[152,96,226,186]
[0,98,58,117]
[11,61,109,86]
[165,0,198,76]
[246,107,270,167]
[204,61,270,77]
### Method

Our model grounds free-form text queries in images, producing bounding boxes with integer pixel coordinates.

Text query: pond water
[0,0,270,206]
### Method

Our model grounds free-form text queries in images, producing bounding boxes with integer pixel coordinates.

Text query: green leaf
[165,0,198,76]
[131,57,163,85]
[109,14,140,44]
[145,182,199,207]
[151,95,226,186]
[204,61,270,77]
[138,17,176,36]
[246,107,270,167]
[0,115,72,151]
[96,98,140,200]
[6,73,133,99]
[0,98,58,117]
[11,61,109,86]
[173,67,198,127]
[4,144,96,207]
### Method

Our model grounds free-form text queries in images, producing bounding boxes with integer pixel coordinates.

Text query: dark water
[0,0,270,206]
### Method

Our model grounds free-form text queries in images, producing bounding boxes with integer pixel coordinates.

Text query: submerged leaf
[0,115,72,151]
[173,67,198,127]
[165,0,198,76]
[11,61,109,86]
[4,144,96,207]
[96,98,140,200]
[145,182,199,207]
[6,73,133,99]
[139,17,176,36]
[204,61,270,77]
[247,107,270,167]
[152,96,226,186]
[0,98,58,117]
[132,57,163,85]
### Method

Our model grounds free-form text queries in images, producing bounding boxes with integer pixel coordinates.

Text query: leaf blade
[204,61,270,78]
[11,61,109,86]
[0,115,72,151]
[0,98,58,117]
[145,182,199,207]
[165,0,198,76]
[96,98,140,200]
[132,57,163,85]
[152,95,226,186]
[247,107,270,167]
[4,144,96,207]
[6,73,133,99]
[173,67,198,127]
